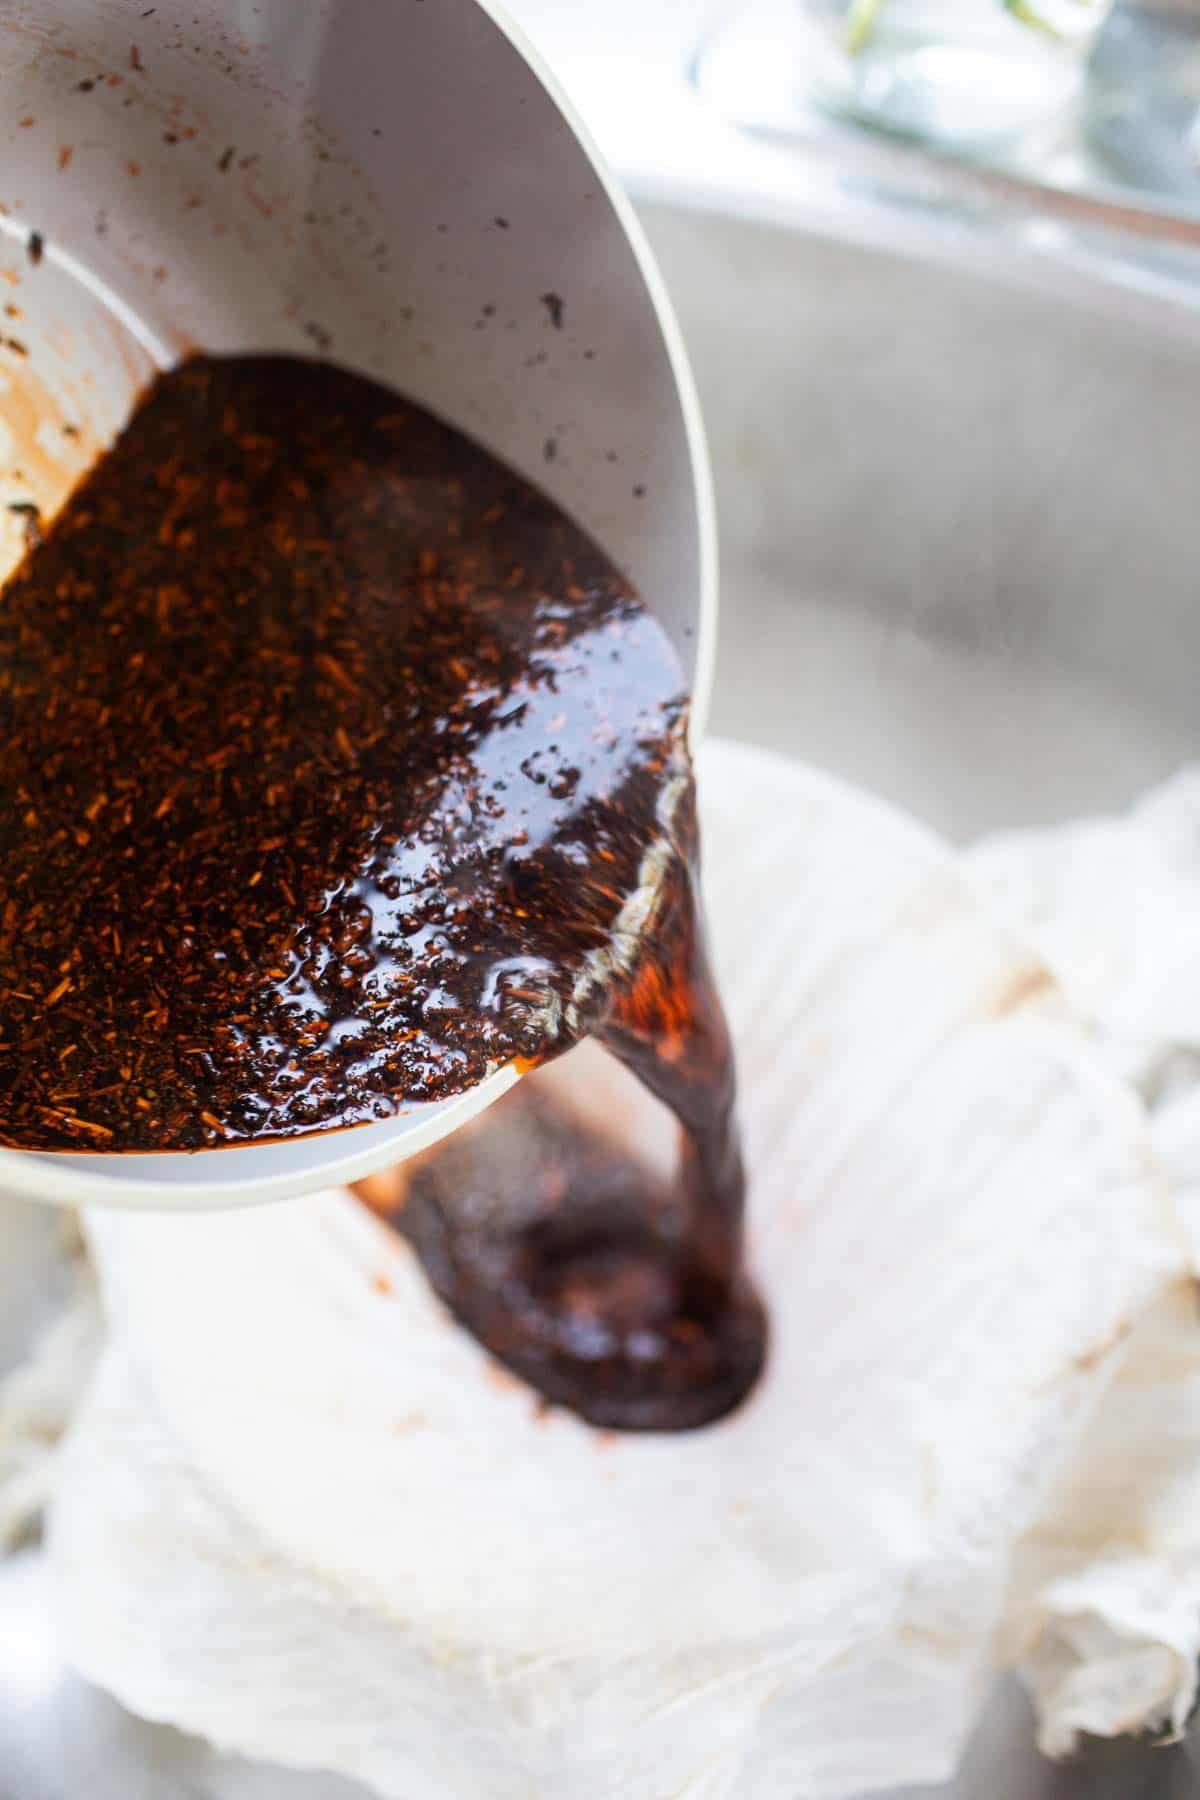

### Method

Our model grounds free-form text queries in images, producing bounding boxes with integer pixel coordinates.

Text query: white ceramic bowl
[0,0,716,1208]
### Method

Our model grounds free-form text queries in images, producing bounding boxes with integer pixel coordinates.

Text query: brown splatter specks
[8,501,42,551]
[18,117,35,130]
[484,1364,524,1396]
[982,963,1056,1021]
[127,161,141,178]
[130,44,145,72]
[541,291,564,330]
[218,145,235,173]
[57,145,73,172]
[1072,1318,1134,1378]
[353,1166,409,1215]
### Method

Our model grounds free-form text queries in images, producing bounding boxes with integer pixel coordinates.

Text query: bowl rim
[0,0,718,1212]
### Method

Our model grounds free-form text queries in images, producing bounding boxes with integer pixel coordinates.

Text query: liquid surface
[0,352,764,1427]
[0,355,685,1152]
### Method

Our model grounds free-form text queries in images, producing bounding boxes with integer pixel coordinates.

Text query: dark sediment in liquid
[0,352,764,1428]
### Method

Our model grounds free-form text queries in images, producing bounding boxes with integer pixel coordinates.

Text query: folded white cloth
[0,1209,98,1553]
[36,740,1193,1800]
[967,770,1200,1757]
[968,768,1200,1100]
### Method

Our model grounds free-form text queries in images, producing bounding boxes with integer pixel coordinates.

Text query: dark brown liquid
[0,353,764,1428]
[361,776,764,1430]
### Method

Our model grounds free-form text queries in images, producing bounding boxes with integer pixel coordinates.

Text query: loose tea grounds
[0,353,764,1426]
[0,354,680,1152]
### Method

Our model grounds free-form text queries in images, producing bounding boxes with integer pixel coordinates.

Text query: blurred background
[506,0,1200,847]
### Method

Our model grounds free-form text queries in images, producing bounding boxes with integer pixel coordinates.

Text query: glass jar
[797,0,1116,148]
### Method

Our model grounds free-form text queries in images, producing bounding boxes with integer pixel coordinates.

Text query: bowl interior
[0,0,713,1207]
